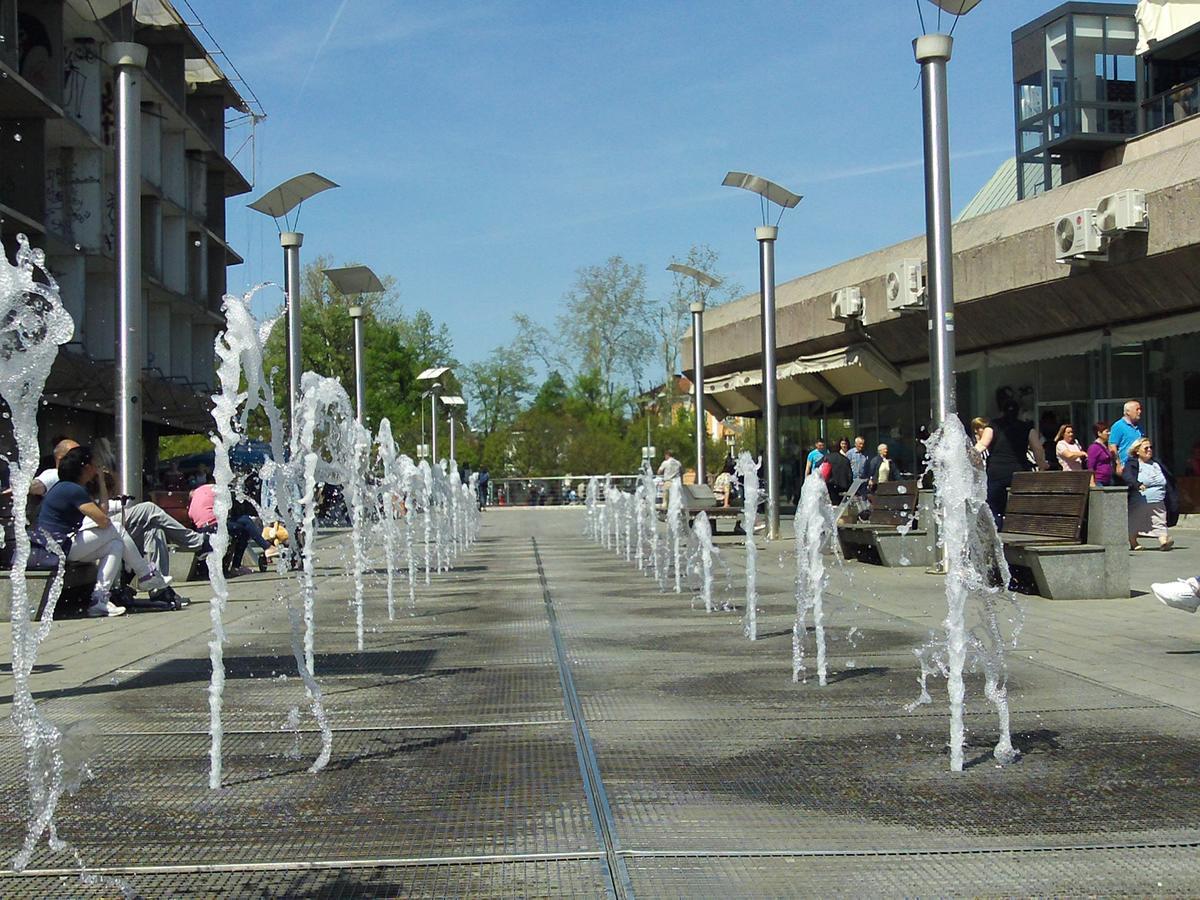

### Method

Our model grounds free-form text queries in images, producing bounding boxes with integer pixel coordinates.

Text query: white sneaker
[1151,578,1200,614]
[87,599,127,618]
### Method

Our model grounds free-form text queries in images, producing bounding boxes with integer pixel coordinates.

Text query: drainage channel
[532,537,635,900]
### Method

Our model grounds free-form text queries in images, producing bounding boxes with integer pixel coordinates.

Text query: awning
[705,344,905,416]
[896,311,1200,382]
[899,330,1107,381]
[1110,309,1200,343]
[1137,0,1200,55]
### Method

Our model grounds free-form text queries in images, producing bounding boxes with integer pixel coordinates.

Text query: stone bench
[1000,472,1128,600]
[838,481,937,568]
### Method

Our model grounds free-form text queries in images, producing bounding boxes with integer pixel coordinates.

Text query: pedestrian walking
[1123,437,1177,551]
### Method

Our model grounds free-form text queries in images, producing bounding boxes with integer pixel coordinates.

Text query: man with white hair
[866,443,891,492]
[1108,399,1144,472]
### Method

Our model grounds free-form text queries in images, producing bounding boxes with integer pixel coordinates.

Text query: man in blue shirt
[1108,399,1144,469]
[804,439,828,477]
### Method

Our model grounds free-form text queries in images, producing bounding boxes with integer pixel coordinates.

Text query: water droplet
[74,243,82,251]
[12,133,21,142]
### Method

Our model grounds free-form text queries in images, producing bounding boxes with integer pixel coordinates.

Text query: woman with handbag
[1122,437,1176,551]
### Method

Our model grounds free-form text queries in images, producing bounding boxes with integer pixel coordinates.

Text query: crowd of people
[20,437,295,618]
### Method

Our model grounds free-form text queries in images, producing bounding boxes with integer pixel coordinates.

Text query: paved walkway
[1,510,1199,897]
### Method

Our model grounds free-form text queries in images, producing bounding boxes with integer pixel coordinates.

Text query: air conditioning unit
[831,286,864,320]
[1054,208,1105,261]
[885,259,926,312]
[1096,189,1147,234]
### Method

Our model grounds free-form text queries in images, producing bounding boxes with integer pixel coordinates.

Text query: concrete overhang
[705,344,904,418]
[686,117,1200,387]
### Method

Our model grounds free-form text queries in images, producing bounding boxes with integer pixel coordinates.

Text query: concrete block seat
[838,481,937,568]
[999,473,1129,600]
[676,484,743,534]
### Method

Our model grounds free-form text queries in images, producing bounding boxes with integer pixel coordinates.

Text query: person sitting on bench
[32,438,206,602]
[188,478,272,576]
[36,446,172,618]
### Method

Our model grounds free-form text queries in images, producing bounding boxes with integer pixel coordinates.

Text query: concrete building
[0,0,260,473]
[686,0,1200,509]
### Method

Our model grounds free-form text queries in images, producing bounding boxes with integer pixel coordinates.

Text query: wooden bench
[838,480,937,567]
[1000,471,1127,600]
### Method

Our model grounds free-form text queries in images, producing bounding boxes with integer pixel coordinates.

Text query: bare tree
[514,256,652,412]
[654,244,743,393]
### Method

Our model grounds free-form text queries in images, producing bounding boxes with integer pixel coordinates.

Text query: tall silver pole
[349,304,365,425]
[448,413,456,463]
[756,225,780,540]
[690,301,706,486]
[916,33,958,427]
[106,42,147,501]
[281,231,304,424]
[430,390,439,463]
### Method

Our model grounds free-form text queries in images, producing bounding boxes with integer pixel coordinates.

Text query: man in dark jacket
[825,448,853,505]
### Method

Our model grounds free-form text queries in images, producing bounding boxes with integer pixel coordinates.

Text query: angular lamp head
[926,0,983,13]
[667,263,721,287]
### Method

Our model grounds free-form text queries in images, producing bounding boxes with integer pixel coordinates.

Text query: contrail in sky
[297,0,352,102]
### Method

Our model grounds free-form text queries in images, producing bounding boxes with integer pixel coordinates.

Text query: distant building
[0,0,260,465]
[688,1,1200,508]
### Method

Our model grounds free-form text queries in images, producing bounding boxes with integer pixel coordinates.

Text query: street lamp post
[248,173,339,427]
[323,265,385,426]
[668,262,721,487]
[105,41,148,500]
[721,172,802,540]
[416,367,451,464]
[441,395,466,463]
[917,0,983,427]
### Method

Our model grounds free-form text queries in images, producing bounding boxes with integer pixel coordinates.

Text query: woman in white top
[1054,424,1088,472]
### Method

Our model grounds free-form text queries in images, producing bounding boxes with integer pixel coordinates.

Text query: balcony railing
[1142,77,1200,131]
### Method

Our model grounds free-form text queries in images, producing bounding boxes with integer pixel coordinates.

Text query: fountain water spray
[418,459,433,584]
[912,416,1022,771]
[375,419,401,620]
[691,511,716,612]
[793,472,839,685]
[584,476,599,540]
[1,236,101,880]
[348,420,372,650]
[736,452,761,640]
[634,480,646,571]
[291,373,355,717]
[638,464,665,589]
[667,476,685,593]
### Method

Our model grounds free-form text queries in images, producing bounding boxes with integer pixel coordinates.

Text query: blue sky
[201,0,1056,368]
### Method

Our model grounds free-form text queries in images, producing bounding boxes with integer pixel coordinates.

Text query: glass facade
[1014,6,1138,198]
[768,333,1200,509]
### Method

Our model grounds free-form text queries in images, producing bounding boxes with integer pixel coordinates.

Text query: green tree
[259,256,454,442]
[462,345,533,438]
[531,370,569,413]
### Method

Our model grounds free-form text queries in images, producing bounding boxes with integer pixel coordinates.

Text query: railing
[1143,77,1200,131]
[487,475,643,507]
